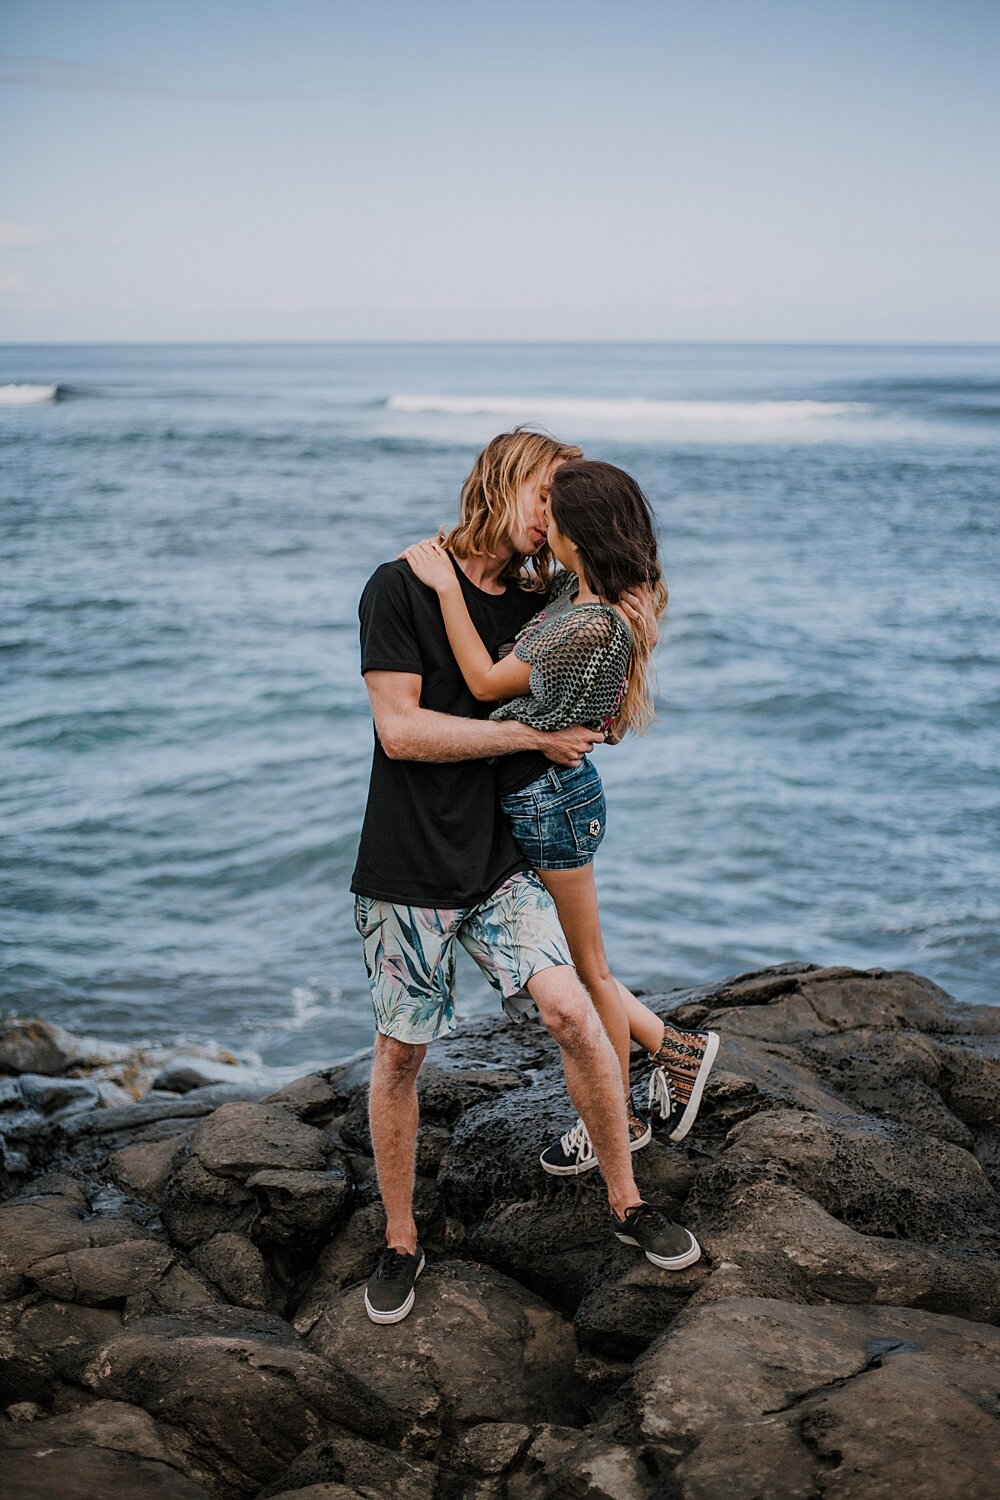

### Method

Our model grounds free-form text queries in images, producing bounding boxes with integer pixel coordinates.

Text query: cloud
[0,223,51,251]
[0,53,365,101]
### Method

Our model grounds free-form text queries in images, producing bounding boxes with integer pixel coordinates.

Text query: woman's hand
[619,584,662,646]
[399,539,459,594]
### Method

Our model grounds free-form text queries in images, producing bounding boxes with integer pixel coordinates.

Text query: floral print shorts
[354,870,571,1044]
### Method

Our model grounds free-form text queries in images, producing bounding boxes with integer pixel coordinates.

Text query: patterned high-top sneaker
[646,1022,720,1142]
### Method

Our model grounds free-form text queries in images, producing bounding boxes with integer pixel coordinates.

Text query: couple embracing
[351,428,719,1325]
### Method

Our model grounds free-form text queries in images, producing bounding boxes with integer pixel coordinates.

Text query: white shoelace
[648,1064,674,1121]
[560,1117,595,1165]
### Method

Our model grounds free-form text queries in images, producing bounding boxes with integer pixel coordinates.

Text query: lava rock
[27,1237,175,1305]
[692,1179,1000,1323]
[0,1398,212,1499]
[0,1018,121,1078]
[306,1258,580,1457]
[78,1304,389,1494]
[607,1296,1000,1499]
[190,1231,276,1310]
[507,1423,654,1499]
[261,1430,441,1499]
[151,1058,262,1094]
[0,1179,149,1300]
[110,1134,189,1205]
[5,963,1000,1500]
[691,1105,1000,1244]
[245,1165,353,1245]
[187,1101,328,1178]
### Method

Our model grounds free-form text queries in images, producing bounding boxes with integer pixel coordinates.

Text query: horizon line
[3,338,1000,350]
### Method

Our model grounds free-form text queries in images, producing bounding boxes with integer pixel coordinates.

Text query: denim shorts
[500,756,607,872]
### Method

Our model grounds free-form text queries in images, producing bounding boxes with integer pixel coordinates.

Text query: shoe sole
[363,1251,425,1324]
[614,1228,702,1270]
[667,1030,720,1143]
[540,1120,652,1177]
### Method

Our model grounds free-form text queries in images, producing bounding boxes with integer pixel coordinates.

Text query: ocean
[2,343,998,1080]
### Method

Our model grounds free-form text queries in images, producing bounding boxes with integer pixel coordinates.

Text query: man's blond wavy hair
[442,427,583,591]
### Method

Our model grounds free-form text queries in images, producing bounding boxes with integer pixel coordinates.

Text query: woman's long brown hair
[548,458,668,740]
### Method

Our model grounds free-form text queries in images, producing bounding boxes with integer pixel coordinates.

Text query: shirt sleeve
[514,607,632,724]
[358,563,423,677]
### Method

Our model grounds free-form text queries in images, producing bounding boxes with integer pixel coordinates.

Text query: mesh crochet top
[490,571,633,733]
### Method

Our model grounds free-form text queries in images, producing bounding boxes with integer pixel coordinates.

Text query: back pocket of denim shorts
[565,793,606,854]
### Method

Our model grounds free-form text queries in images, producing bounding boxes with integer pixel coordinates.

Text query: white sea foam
[386,394,867,425]
[0,382,58,405]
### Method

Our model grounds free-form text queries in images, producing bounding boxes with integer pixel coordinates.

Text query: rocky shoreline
[1,962,998,1498]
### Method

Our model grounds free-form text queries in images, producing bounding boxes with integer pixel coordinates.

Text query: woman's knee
[575,952,614,995]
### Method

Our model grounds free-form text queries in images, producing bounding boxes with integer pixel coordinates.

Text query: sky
[1,0,998,342]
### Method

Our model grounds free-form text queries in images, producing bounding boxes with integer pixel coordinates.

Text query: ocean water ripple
[2,342,998,1074]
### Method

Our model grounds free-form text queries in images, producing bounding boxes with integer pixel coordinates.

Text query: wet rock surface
[2,962,999,1497]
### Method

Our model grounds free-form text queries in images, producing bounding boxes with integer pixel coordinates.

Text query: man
[351,430,700,1325]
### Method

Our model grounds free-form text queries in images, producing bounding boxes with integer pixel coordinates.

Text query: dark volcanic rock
[60,1096,221,1139]
[261,1430,441,1499]
[4,964,1000,1500]
[3,1072,101,1117]
[438,1077,589,1217]
[110,1133,189,1205]
[506,1423,654,1499]
[606,1296,1000,1499]
[671,964,958,1042]
[0,1176,154,1301]
[0,1439,214,1500]
[690,1105,1000,1244]
[157,1103,355,1287]
[77,1304,388,1494]
[187,1101,328,1177]
[306,1258,580,1456]
[0,1294,123,1406]
[803,1028,976,1146]
[245,1166,352,1245]
[693,1180,1000,1322]
[160,1151,258,1248]
[190,1231,277,1310]
[28,1236,175,1304]
[0,1399,212,1499]
[0,1018,106,1077]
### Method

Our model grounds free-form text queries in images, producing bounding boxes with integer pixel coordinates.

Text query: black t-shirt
[350,559,546,906]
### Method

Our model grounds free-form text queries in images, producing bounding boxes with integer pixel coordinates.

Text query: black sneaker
[363,1244,425,1324]
[540,1108,651,1177]
[611,1202,701,1269]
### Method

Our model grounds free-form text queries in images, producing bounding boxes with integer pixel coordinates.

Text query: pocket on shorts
[354,894,384,939]
[564,791,607,855]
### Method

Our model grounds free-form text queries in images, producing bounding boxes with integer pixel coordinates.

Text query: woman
[404,449,719,1174]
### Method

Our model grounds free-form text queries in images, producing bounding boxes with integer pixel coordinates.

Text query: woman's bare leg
[615,980,666,1055]
[537,865,638,1090]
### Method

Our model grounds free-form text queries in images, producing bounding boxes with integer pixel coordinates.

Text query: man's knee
[372,1032,427,1085]
[528,966,599,1048]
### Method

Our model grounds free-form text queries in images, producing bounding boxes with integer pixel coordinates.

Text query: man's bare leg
[526,964,640,1218]
[368,1033,426,1253]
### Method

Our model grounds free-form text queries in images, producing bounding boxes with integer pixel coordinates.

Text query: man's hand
[534,724,605,768]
